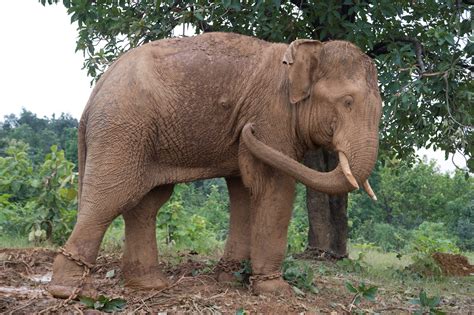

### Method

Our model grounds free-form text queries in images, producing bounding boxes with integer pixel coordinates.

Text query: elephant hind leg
[122,184,174,289]
[48,163,154,299]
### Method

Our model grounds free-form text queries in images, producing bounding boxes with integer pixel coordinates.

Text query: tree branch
[369,37,425,73]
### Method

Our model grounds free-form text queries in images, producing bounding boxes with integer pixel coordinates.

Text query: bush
[352,221,409,252]
[157,184,221,254]
[408,221,460,255]
[407,221,460,277]
[0,141,77,244]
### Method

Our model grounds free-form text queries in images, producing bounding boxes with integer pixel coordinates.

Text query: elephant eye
[343,96,353,111]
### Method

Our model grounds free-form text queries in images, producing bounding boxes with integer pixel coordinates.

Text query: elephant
[48,32,381,298]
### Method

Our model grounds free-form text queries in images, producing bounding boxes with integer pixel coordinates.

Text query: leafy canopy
[39,0,473,170]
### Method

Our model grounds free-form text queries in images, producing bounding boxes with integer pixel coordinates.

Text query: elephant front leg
[240,152,296,296]
[122,185,174,289]
[216,177,251,282]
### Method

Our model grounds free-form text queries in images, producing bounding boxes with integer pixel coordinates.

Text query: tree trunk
[304,148,348,259]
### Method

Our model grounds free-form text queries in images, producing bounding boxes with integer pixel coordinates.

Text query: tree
[0,109,79,165]
[40,0,473,255]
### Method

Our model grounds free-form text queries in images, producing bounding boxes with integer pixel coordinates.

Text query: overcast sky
[0,2,466,172]
[0,1,91,119]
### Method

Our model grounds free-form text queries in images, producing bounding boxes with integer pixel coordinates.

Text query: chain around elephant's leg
[245,171,295,295]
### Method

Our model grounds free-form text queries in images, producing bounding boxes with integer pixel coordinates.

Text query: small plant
[407,222,460,278]
[410,290,445,315]
[80,295,126,313]
[282,257,318,294]
[337,252,366,273]
[235,308,249,315]
[233,259,252,283]
[345,281,378,311]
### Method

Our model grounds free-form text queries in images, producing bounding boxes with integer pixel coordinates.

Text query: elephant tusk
[363,180,377,201]
[338,152,359,189]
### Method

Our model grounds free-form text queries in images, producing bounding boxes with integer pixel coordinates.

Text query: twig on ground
[374,306,413,312]
[131,275,187,312]
[206,288,229,300]
[73,304,84,315]
[7,299,36,315]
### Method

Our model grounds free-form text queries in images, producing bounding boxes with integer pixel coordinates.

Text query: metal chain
[306,246,348,260]
[58,247,94,269]
[214,259,242,274]
[249,272,282,288]
[41,247,93,313]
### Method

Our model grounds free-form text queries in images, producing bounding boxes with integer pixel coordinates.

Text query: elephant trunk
[341,133,379,200]
[241,124,358,195]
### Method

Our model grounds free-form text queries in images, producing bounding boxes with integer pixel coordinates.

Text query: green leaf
[236,307,248,315]
[105,269,116,278]
[345,281,358,293]
[354,295,362,305]
[94,300,105,309]
[102,298,127,312]
[363,286,378,301]
[427,295,441,308]
[419,290,428,306]
[79,296,96,308]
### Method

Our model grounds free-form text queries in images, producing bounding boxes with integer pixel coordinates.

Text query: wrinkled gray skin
[49,32,382,297]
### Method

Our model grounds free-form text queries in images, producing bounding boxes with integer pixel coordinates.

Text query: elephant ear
[282,39,322,104]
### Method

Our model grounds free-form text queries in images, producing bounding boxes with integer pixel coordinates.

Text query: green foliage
[410,222,460,255]
[0,109,79,166]
[410,291,445,315]
[0,141,77,244]
[354,222,409,252]
[157,184,221,254]
[337,252,367,273]
[345,281,378,306]
[282,256,318,294]
[233,259,252,283]
[350,159,473,251]
[39,0,473,168]
[235,308,249,315]
[287,184,308,254]
[80,295,126,313]
[407,222,460,278]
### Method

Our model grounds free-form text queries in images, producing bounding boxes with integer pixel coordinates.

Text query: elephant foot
[216,271,238,282]
[250,275,293,296]
[214,259,244,283]
[123,266,169,290]
[48,283,98,300]
[48,251,97,299]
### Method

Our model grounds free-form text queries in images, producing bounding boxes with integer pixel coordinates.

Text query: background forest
[1,109,472,255]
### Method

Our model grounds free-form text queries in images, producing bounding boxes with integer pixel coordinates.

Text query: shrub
[408,222,460,255]
[0,141,77,244]
[352,221,409,252]
[157,184,220,254]
[407,221,460,277]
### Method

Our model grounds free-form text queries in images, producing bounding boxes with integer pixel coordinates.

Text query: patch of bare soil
[432,252,474,276]
[0,248,472,314]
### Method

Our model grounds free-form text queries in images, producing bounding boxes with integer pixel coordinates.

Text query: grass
[0,234,32,248]
[339,247,474,308]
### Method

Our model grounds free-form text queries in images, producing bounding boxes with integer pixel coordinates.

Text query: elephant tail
[77,117,87,212]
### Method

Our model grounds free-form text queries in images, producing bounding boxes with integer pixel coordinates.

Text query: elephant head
[242,39,381,199]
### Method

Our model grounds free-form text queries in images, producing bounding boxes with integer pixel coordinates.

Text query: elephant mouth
[242,123,377,200]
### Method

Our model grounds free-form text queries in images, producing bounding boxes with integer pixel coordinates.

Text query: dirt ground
[432,252,474,276]
[0,248,473,314]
